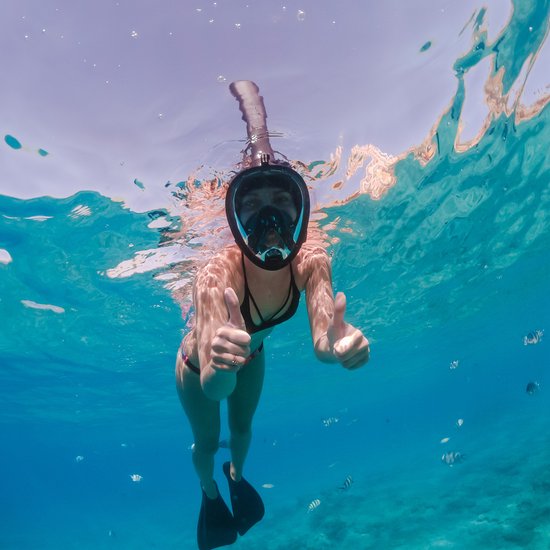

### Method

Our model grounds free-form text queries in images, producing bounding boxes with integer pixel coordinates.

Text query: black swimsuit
[182,254,301,374]
[239,253,301,334]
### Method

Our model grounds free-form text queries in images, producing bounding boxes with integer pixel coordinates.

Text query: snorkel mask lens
[226,159,310,270]
[244,205,295,262]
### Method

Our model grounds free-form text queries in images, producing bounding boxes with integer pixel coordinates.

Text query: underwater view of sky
[1,1,549,549]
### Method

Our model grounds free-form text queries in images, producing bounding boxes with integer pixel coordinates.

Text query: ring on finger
[231,356,238,367]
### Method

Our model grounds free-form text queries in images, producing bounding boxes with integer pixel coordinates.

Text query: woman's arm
[304,247,339,363]
[304,246,370,369]
[193,255,251,400]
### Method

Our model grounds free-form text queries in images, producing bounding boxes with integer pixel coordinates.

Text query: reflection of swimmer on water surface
[174,81,370,550]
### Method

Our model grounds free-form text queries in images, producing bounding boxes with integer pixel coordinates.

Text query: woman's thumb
[332,292,347,340]
[224,288,246,329]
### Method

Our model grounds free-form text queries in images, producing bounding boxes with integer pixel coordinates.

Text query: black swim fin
[222,462,265,536]
[197,482,237,550]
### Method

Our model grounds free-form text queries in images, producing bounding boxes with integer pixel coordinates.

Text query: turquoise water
[1,2,550,549]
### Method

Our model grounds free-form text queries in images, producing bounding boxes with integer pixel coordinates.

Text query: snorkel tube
[229,80,275,167]
[226,81,310,271]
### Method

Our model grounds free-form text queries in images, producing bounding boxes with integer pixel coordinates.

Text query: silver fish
[340,475,353,490]
[523,330,543,346]
[307,499,321,512]
[441,451,464,466]
[322,417,340,427]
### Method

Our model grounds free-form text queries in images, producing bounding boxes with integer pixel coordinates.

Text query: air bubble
[130,30,138,38]
[158,113,164,119]
[297,10,305,21]
[217,75,227,83]
[235,23,241,29]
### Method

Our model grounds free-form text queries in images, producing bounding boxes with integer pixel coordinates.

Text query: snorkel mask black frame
[226,155,310,271]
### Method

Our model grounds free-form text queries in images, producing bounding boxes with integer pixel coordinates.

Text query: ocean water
[1,1,549,549]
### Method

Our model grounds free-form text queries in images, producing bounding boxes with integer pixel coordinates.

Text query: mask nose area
[244,206,294,252]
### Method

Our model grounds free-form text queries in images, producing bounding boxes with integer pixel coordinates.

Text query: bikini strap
[241,252,293,324]
[242,253,265,324]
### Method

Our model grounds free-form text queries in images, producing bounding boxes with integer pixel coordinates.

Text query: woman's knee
[229,422,253,438]
[193,438,220,456]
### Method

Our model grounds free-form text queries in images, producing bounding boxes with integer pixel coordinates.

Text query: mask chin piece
[263,249,285,270]
[265,248,283,260]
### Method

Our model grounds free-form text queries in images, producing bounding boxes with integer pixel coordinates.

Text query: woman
[175,155,370,550]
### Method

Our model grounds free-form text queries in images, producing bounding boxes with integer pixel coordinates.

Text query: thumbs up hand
[210,288,251,371]
[326,292,370,370]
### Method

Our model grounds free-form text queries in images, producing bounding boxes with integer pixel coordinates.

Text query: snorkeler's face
[238,186,298,226]
[226,164,310,270]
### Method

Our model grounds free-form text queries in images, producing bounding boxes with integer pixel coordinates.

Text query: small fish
[456,418,464,428]
[130,474,143,482]
[441,451,464,466]
[75,455,84,462]
[322,416,340,427]
[307,499,321,512]
[449,360,459,370]
[523,330,543,346]
[340,475,353,491]
[526,381,540,395]
[261,483,274,489]
[440,437,450,444]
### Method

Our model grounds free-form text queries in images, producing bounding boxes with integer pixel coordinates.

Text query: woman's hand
[326,292,370,370]
[210,288,251,372]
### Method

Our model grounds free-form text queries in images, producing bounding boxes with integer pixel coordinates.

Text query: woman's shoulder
[293,241,331,286]
[295,241,330,266]
[194,245,243,288]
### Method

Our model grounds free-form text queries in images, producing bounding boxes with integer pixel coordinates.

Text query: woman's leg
[176,354,221,498]
[226,350,265,481]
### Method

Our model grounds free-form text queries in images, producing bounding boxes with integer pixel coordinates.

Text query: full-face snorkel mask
[226,155,310,271]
